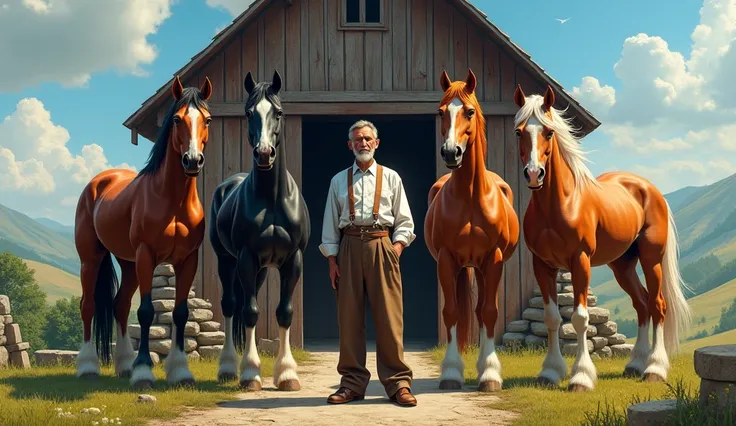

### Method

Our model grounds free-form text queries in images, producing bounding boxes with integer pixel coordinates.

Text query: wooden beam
[278,90,447,102]
[210,101,519,116]
[130,129,138,146]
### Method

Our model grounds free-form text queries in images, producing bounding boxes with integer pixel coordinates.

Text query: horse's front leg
[216,251,240,383]
[165,250,198,386]
[476,248,504,392]
[568,252,597,392]
[437,248,463,389]
[532,255,567,387]
[130,245,157,389]
[236,248,267,390]
[273,248,302,391]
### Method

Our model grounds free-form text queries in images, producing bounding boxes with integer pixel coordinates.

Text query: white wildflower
[102,418,109,423]
[89,407,101,415]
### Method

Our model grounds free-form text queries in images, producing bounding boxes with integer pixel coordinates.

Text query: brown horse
[512,84,692,392]
[74,76,213,389]
[425,69,520,392]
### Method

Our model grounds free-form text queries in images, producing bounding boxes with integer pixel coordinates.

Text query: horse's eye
[275,110,283,118]
[437,109,443,117]
[546,130,554,139]
[173,116,181,124]
[467,109,475,117]
[245,110,253,118]
[514,128,522,137]
[205,117,212,126]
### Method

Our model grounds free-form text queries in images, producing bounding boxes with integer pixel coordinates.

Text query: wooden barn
[123,0,600,349]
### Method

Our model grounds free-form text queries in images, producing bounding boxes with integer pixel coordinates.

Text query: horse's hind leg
[437,248,463,389]
[607,249,650,379]
[216,251,240,383]
[76,255,104,378]
[273,249,303,391]
[165,250,198,387]
[531,254,567,387]
[113,258,139,378]
[476,249,504,392]
[236,249,267,391]
[637,233,670,382]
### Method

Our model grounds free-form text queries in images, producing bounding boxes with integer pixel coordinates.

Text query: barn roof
[123,0,600,143]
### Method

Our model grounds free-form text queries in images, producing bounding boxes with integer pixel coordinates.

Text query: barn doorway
[301,114,438,348]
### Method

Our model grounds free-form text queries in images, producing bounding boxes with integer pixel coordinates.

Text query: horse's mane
[513,94,599,192]
[440,82,487,160]
[137,87,210,177]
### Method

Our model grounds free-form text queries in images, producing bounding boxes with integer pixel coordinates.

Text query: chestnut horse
[512,84,692,391]
[74,76,213,389]
[425,69,520,392]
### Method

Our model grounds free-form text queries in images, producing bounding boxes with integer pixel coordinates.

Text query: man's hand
[392,242,405,258]
[328,256,340,289]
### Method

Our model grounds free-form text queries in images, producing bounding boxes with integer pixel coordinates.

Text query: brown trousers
[336,232,413,397]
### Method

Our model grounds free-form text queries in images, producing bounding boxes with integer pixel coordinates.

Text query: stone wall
[502,270,634,359]
[128,263,225,363]
[0,295,31,368]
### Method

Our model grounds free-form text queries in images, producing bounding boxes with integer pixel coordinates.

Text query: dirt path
[149,350,518,425]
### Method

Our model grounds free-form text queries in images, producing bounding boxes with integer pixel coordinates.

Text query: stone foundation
[0,294,31,368]
[694,344,736,411]
[501,270,634,359]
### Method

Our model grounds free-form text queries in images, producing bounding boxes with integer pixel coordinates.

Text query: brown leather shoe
[390,387,417,406]
[327,387,364,404]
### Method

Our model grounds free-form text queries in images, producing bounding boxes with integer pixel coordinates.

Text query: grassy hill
[22,259,81,303]
[0,204,79,275]
[33,217,74,239]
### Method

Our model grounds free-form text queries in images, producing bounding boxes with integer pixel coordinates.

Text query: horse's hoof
[567,383,592,392]
[623,367,643,378]
[131,379,154,390]
[277,379,301,391]
[478,380,502,392]
[642,373,665,383]
[218,372,238,383]
[535,376,558,388]
[239,380,262,391]
[439,379,462,390]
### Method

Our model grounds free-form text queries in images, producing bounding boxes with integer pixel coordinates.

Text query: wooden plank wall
[156,0,568,347]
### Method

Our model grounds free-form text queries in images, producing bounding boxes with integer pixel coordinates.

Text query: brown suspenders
[347,164,383,226]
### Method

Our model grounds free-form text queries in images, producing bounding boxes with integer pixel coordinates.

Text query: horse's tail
[455,267,473,353]
[93,250,119,365]
[660,200,693,355]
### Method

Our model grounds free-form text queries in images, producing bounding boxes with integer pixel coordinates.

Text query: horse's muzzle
[440,143,463,169]
[254,145,275,170]
[182,152,205,176]
[523,165,545,190]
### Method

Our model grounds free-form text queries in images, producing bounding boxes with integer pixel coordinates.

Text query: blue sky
[0,0,732,225]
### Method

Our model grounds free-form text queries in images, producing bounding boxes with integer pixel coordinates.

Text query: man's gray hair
[348,119,378,141]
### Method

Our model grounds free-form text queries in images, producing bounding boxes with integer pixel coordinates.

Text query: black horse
[209,70,310,391]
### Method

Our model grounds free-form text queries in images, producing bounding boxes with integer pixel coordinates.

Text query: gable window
[340,0,387,30]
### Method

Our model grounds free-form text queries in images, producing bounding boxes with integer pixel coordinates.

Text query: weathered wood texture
[154,0,564,347]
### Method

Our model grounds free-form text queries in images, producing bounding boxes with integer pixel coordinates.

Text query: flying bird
[556,17,571,24]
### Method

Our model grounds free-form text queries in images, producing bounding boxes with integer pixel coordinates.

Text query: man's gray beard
[353,148,374,163]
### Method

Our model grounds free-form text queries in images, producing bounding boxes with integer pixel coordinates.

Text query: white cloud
[205,0,256,17]
[570,0,736,193]
[0,0,176,92]
[0,98,136,224]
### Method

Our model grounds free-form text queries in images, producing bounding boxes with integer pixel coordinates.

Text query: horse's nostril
[455,146,462,158]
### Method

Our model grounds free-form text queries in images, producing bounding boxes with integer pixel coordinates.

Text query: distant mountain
[0,203,79,275]
[34,217,74,238]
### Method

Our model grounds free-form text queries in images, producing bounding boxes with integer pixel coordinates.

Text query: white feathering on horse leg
[476,326,487,377]
[440,326,464,385]
[476,330,502,386]
[239,326,262,385]
[114,323,135,376]
[130,357,156,387]
[164,323,194,385]
[643,323,670,381]
[273,327,299,387]
[625,321,651,376]
[538,300,567,384]
[218,316,238,380]
[76,340,100,377]
[568,305,597,390]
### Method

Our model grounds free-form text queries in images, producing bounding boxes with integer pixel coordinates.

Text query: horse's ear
[464,68,477,94]
[513,84,526,108]
[440,70,452,92]
[172,75,184,101]
[200,77,213,101]
[543,85,555,110]
[244,71,256,94]
[271,69,282,94]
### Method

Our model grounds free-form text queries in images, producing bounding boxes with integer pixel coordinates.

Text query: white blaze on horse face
[524,116,543,173]
[187,105,202,157]
[255,98,275,156]
[444,97,468,153]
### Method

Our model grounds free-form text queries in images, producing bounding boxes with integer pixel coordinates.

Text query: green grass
[425,345,699,426]
[22,259,81,303]
[0,349,311,426]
